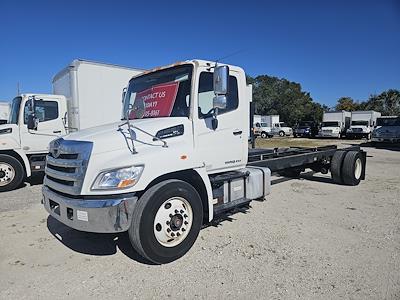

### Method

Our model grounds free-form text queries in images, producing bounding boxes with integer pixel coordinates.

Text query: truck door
[194,69,247,173]
[20,97,67,153]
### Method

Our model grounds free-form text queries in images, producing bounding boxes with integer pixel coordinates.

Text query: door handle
[233,130,242,135]
[53,130,62,134]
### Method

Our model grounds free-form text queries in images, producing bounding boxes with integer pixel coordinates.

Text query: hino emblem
[51,139,62,158]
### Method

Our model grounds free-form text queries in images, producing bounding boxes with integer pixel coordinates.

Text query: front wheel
[261,132,267,139]
[279,131,285,137]
[129,179,203,264]
[0,154,25,192]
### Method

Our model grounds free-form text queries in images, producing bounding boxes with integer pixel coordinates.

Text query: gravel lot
[0,141,399,299]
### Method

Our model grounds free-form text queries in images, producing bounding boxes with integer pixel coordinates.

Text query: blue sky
[0,0,399,107]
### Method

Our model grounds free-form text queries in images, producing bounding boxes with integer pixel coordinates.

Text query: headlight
[92,165,144,190]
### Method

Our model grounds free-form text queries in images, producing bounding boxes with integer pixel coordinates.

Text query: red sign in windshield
[130,81,179,119]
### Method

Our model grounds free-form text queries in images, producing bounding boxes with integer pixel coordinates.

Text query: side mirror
[122,87,127,103]
[27,114,38,130]
[213,65,229,95]
[27,96,38,130]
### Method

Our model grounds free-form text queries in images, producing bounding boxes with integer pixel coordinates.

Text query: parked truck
[293,120,319,138]
[319,111,351,138]
[0,102,10,125]
[253,115,273,138]
[0,60,143,191]
[371,116,400,144]
[39,60,367,264]
[254,115,292,137]
[346,111,381,139]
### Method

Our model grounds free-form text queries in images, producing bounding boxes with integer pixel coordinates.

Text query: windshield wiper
[118,106,168,154]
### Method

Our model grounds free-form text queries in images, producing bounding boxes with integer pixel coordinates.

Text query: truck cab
[0,94,67,190]
[372,116,400,143]
[271,122,292,137]
[254,122,273,138]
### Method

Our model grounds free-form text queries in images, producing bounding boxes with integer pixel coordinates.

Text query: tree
[248,74,324,126]
[335,97,359,111]
[363,89,400,115]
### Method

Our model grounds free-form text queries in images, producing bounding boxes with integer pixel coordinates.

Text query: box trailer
[319,111,351,138]
[347,110,381,139]
[40,59,366,264]
[0,60,144,191]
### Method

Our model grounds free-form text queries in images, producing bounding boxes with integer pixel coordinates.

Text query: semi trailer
[319,111,351,138]
[346,111,381,139]
[0,60,143,191]
[41,60,366,264]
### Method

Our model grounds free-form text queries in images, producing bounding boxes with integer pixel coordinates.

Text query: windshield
[322,121,339,127]
[123,65,193,119]
[299,121,312,127]
[351,120,368,126]
[377,117,400,126]
[280,122,288,127]
[260,122,268,127]
[9,97,21,124]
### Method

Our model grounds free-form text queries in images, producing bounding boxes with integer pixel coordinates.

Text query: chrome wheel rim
[354,158,362,180]
[153,197,193,247]
[0,163,15,187]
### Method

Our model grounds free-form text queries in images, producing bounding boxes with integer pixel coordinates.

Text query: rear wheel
[330,150,347,184]
[279,131,285,137]
[0,154,24,192]
[129,179,203,264]
[342,151,363,186]
[261,132,267,139]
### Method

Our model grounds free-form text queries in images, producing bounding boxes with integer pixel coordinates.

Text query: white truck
[319,111,351,138]
[254,114,292,137]
[41,59,366,264]
[371,116,400,144]
[0,60,143,191]
[346,111,381,139]
[0,102,10,125]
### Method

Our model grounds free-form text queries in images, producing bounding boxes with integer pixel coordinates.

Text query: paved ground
[0,140,399,299]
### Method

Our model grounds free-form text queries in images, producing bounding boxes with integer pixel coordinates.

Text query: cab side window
[24,101,59,124]
[198,72,238,118]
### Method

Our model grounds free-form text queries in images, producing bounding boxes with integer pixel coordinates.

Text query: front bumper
[318,132,340,138]
[347,132,369,139]
[42,186,138,233]
[372,137,400,143]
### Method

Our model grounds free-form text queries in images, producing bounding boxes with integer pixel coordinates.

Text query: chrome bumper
[42,186,138,233]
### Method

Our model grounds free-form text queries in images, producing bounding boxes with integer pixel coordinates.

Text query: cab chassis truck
[40,60,366,264]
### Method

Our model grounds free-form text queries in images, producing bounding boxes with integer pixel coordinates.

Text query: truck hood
[321,126,340,131]
[65,117,191,155]
[0,124,20,150]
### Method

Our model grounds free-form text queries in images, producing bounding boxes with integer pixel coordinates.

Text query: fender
[193,166,214,222]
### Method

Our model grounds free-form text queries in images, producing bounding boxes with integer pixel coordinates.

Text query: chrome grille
[323,129,333,133]
[44,138,93,195]
[352,128,363,133]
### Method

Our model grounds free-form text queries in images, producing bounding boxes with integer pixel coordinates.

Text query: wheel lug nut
[184,221,188,225]
[177,232,181,236]
[171,232,175,237]
[169,214,173,218]
[167,228,171,233]
[175,209,179,214]
[166,221,170,225]
[184,214,188,218]
[180,210,184,214]
[182,228,185,232]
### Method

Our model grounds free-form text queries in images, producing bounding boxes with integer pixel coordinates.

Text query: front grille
[352,128,363,133]
[44,138,93,195]
[323,130,333,133]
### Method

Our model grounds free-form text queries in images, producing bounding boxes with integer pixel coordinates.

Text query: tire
[330,150,347,184]
[367,133,371,140]
[342,151,363,186]
[279,131,285,137]
[261,132,267,139]
[129,179,203,264]
[293,133,297,138]
[0,154,25,192]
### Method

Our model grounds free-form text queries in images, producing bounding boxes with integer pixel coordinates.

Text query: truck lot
[0,138,399,299]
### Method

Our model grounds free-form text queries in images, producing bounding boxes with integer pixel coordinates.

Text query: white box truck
[254,114,292,137]
[0,102,10,125]
[40,59,367,264]
[372,116,400,143]
[0,60,143,191]
[347,110,381,139]
[319,111,351,138]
